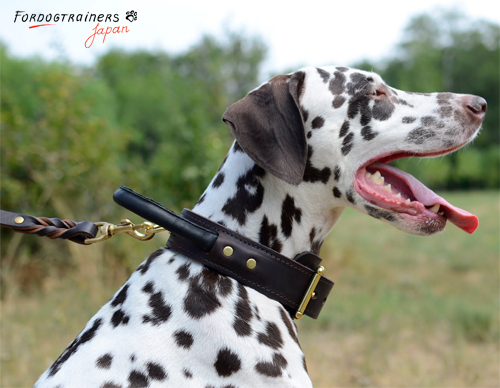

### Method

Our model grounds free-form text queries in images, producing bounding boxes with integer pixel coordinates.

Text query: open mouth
[354,149,479,234]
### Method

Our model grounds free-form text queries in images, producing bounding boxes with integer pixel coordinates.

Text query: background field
[1,191,498,388]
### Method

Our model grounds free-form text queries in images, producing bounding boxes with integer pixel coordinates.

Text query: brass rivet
[223,246,233,257]
[14,216,24,224]
[246,258,257,269]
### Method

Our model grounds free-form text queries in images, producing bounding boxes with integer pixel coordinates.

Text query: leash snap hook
[84,219,164,244]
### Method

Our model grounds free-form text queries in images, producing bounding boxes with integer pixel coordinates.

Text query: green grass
[1,191,499,388]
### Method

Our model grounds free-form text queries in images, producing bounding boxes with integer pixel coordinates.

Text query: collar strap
[168,210,334,319]
[113,186,334,319]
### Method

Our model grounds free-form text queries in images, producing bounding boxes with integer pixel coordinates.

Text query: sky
[0,0,499,76]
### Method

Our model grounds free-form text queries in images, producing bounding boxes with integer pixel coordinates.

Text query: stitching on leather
[184,211,333,288]
[169,239,303,310]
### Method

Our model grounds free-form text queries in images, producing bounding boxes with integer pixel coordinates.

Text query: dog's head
[223,66,486,235]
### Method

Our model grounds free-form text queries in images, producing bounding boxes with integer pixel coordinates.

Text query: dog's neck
[192,142,345,259]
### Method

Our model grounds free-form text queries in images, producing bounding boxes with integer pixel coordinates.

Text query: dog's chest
[36,248,311,388]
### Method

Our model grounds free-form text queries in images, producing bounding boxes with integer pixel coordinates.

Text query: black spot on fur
[347,96,370,120]
[437,93,453,105]
[200,267,233,297]
[127,370,149,388]
[332,95,346,108]
[111,285,129,307]
[372,99,395,121]
[311,116,325,129]
[333,187,342,198]
[101,383,122,388]
[339,120,349,138]
[421,116,437,126]
[307,131,312,139]
[316,68,330,83]
[361,126,378,141]
[438,106,453,118]
[279,308,299,344]
[130,354,136,362]
[336,66,349,72]
[214,348,242,377]
[212,172,225,188]
[147,362,167,381]
[174,330,194,349]
[196,193,206,205]
[309,227,316,243]
[333,165,341,181]
[222,165,265,225]
[176,263,191,281]
[302,355,308,373]
[257,322,284,349]
[139,248,164,275]
[48,318,103,377]
[233,141,244,152]
[406,127,436,144]
[311,240,323,255]
[183,369,193,379]
[341,133,354,156]
[183,273,222,319]
[365,205,396,222]
[142,287,172,325]
[255,353,288,377]
[259,215,283,253]
[402,116,416,124]
[303,146,331,183]
[280,195,302,238]
[111,309,130,328]
[142,281,154,294]
[254,304,261,321]
[346,73,371,96]
[234,283,253,336]
[329,71,346,95]
[346,190,356,204]
[96,353,113,369]
[301,106,309,123]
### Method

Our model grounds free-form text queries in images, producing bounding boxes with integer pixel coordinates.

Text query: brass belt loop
[295,266,325,319]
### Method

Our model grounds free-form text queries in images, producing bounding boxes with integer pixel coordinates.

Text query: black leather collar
[114,186,334,319]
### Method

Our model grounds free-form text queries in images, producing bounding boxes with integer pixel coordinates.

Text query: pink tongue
[371,163,479,234]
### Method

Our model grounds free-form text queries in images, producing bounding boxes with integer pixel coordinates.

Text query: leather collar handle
[113,186,217,252]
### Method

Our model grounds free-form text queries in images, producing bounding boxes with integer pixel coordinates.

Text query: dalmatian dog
[34,66,486,388]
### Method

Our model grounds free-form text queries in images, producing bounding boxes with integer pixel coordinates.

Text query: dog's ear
[222,72,307,185]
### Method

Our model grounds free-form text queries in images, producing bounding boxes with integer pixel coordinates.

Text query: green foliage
[0,33,267,292]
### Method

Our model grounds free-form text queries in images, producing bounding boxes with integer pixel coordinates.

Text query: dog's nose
[466,96,487,120]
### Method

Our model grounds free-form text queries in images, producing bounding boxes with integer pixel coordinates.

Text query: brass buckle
[295,265,325,319]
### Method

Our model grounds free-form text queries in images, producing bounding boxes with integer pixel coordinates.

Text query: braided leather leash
[0,209,98,245]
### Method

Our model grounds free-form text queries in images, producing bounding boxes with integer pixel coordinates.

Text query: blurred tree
[96,32,267,207]
[0,44,125,290]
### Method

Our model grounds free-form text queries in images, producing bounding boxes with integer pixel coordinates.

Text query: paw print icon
[126,10,137,22]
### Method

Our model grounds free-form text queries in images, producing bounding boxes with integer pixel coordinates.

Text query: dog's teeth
[429,204,440,213]
[395,193,402,199]
[365,172,372,179]
[373,171,384,185]
[384,184,392,192]
[438,211,444,216]
[405,198,411,204]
